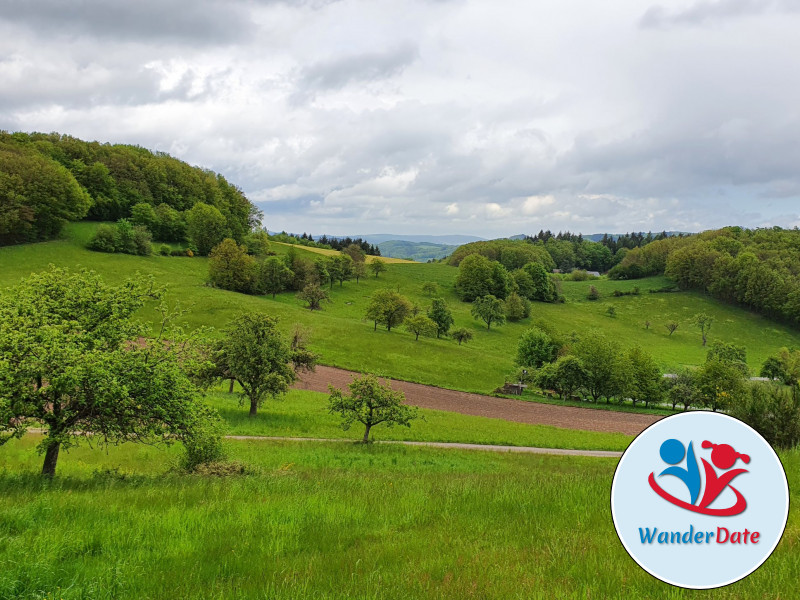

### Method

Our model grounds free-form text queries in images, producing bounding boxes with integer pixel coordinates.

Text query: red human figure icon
[698,441,750,511]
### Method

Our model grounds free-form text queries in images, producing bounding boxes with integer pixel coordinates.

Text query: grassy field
[209,388,632,451]
[0,436,798,600]
[2,222,799,395]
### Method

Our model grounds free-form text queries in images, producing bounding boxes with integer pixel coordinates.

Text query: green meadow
[1,222,798,395]
[0,436,798,600]
[209,388,632,451]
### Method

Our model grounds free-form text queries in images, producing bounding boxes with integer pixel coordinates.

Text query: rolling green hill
[377,240,459,262]
[2,222,799,394]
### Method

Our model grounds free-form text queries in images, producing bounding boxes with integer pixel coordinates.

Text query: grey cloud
[640,0,800,29]
[291,44,418,103]
[0,0,255,44]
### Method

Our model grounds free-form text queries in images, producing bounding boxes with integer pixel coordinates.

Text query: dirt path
[227,435,622,457]
[294,366,661,436]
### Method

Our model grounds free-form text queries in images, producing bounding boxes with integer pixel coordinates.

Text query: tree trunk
[229,378,235,393]
[415,332,420,340]
[41,441,60,477]
[362,423,372,443]
[249,400,258,417]
[374,321,377,331]
[702,333,707,346]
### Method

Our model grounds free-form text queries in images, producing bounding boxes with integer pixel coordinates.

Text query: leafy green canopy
[328,374,418,442]
[0,266,217,476]
[0,131,261,247]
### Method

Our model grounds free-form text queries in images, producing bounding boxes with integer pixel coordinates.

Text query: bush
[587,285,600,301]
[87,224,118,253]
[192,461,248,476]
[180,409,227,471]
[159,244,171,256]
[132,225,152,256]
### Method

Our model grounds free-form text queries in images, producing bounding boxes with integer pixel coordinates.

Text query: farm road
[227,436,622,458]
[294,366,661,436]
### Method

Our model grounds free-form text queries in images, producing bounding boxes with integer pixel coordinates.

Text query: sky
[1,0,800,237]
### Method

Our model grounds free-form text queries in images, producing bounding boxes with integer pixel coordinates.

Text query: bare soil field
[294,366,661,436]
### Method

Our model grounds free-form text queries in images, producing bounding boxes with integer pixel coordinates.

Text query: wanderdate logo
[611,413,789,589]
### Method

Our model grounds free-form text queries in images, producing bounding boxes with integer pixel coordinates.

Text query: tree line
[608,226,800,327]
[0,131,260,247]
[269,231,381,256]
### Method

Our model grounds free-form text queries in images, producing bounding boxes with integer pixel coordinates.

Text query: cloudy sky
[2,0,800,237]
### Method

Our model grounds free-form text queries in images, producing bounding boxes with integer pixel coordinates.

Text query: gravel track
[294,365,661,436]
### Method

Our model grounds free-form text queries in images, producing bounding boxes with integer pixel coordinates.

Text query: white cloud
[2,0,800,236]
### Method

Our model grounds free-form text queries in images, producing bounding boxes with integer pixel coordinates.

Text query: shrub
[180,409,227,471]
[587,285,600,301]
[87,224,118,253]
[452,328,473,345]
[132,225,152,255]
[159,244,171,256]
[729,383,800,449]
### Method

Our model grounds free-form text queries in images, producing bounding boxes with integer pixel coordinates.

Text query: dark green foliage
[729,383,800,449]
[243,230,271,256]
[522,262,558,302]
[258,256,294,298]
[427,297,454,338]
[664,369,699,411]
[0,132,260,245]
[87,219,152,255]
[455,254,511,301]
[535,355,587,400]
[0,267,216,476]
[695,359,748,411]
[159,244,171,256]
[328,254,354,288]
[328,374,418,442]
[504,291,531,321]
[0,136,91,244]
[471,295,506,330]
[208,239,256,293]
[760,348,800,385]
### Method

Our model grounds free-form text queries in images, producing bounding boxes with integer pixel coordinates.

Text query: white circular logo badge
[611,412,789,589]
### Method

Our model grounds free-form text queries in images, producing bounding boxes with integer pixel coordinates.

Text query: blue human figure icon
[658,438,701,505]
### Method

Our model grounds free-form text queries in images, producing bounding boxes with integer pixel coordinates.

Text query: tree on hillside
[370,258,388,278]
[504,291,531,321]
[535,356,587,400]
[515,327,556,368]
[328,254,354,287]
[471,295,506,330]
[258,256,293,298]
[452,328,473,345]
[421,281,439,297]
[365,289,412,332]
[706,340,748,375]
[573,331,624,402]
[342,243,366,263]
[328,375,418,442]
[523,262,558,302]
[208,238,256,293]
[693,313,713,346]
[427,297,454,338]
[404,314,438,341]
[297,282,330,310]
[186,202,228,255]
[213,313,317,417]
[696,359,747,412]
[760,348,800,385]
[0,267,218,476]
[625,345,662,408]
[0,140,92,245]
[353,260,367,283]
[664,321,679,336]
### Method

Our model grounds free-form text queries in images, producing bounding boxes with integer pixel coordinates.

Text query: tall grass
[1,437,798,599]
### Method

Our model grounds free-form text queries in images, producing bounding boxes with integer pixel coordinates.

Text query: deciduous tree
[365,289,412,331]
[471,295,505,330]
[427,297,454,338]
[328,375,418,442]
[404,314,438,341]
[369,258,387,278]
[0,267,216,477]
[258,256,293,298]
[208,238,256,293]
